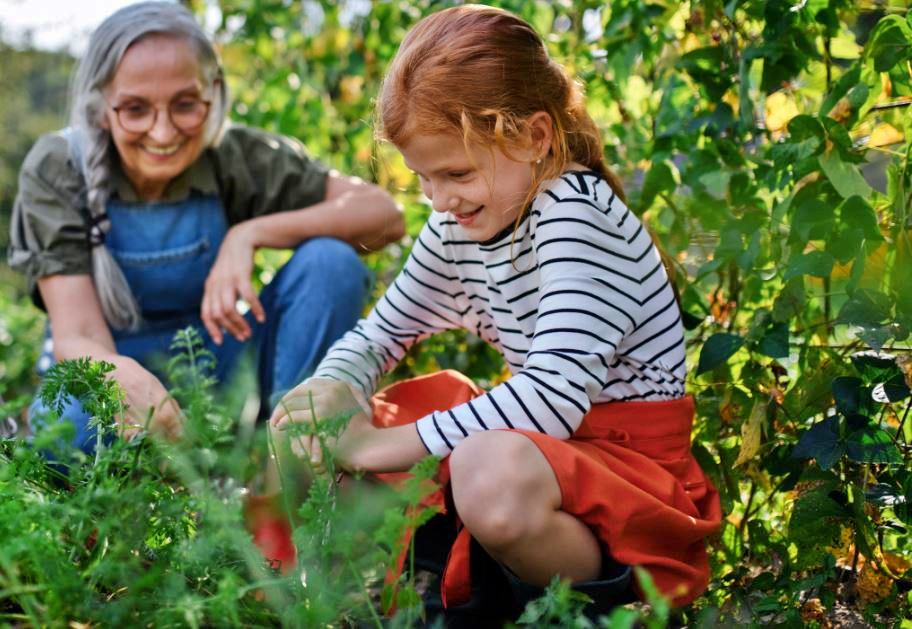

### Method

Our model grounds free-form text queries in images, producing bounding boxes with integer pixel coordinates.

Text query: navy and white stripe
[313,171,686,456]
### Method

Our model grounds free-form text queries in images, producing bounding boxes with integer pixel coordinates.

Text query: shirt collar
[110,149,219,203]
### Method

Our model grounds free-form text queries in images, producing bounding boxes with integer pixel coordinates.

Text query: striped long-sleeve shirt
[313,170,687,456]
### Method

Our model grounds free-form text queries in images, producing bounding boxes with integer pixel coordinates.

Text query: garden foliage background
[2,0,912,626]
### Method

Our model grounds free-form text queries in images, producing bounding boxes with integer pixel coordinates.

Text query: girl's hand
[111,358,183,441]
[201,223,266,345]
[269,378,371,470]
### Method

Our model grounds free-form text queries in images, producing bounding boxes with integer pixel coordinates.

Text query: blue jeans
[30,237,369,454]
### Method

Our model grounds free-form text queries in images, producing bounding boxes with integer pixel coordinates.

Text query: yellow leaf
[868,122,904,147]
[734,397,765,466]
[765,91,800,133]
[681,33,702,54]
[857,552,911,604]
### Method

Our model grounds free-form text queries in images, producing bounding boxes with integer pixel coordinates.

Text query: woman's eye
[449,171,469,179]
[172,99,200,112]
[122,103,149,117]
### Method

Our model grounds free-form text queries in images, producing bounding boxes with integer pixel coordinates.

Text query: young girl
[271,4,720,617]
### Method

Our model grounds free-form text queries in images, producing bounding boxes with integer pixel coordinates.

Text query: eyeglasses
[108,96,211,134]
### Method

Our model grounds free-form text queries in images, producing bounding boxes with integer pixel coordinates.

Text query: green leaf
[699,170,730,200]
[821,63,861,115]
[846,427,901,464]
[827,227,864,264]
[787,483,851,568]
[784,250,833,280]
[866,14,912,72]
[818,149,874,199]
[758,322,790,358]
[839,196,881,241]
[792,416,843,470]
[791,199,835,243]
[832,376,862,414]
[786,115,825,156]
[640,161,675,208]
[772,278,805,323]
[697,333,745,374]
[837,289,891,326]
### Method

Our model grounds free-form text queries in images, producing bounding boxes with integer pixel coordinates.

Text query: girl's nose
[430,186,457,214]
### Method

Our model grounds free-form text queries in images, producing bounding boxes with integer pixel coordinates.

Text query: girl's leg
[255,237,369,415]
[448,430,602,586]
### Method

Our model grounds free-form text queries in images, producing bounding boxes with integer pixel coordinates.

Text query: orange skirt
[370,370,721,608]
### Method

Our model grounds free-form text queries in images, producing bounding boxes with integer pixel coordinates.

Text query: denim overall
[30,128,369,454]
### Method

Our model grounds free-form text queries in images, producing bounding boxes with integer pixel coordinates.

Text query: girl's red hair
[376,4,626,207]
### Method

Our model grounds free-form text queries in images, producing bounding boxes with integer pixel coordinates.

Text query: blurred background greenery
[3,0,912,622]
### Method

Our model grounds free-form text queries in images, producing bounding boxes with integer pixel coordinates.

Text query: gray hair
[69,1,228,331]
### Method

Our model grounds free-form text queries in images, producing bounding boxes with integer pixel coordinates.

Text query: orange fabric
[370,369,722,608]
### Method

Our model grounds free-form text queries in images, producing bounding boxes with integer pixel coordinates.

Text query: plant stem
[347,560,384,629]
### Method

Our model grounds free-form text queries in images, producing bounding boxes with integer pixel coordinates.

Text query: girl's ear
[527,111,554,161]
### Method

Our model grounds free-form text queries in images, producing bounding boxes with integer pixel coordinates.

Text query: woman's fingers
[217,284,250,341]
[202,272,263,344]
[237,279,266,324]
[200,293,222,345]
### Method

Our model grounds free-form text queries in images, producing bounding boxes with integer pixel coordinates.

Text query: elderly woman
[8,1,404,450]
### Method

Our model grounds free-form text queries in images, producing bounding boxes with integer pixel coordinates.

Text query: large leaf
[792,415,843,470]
[846,427,902,464]
[866,14,912,72]
[758,322,790,359]
[838,196,882,241]
[787,483,851,569]
[818,149,874,199]
[697,333,745,375]
[784,250,833,281]
[837,289,892,327]
[832,376,863,414]
[791,199,835,243]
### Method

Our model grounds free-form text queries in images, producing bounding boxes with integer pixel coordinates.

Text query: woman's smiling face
[103,34,210,201]
[399,132,536,242]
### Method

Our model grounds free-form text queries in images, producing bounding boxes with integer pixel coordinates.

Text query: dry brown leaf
[828,97,852,123]
[857,552,911,605]
[735,397,765,466]
[799,598,831,628]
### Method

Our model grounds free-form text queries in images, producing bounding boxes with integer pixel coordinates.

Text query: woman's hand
[269,378,372,471]
[111,357,183,441]
[201,223,266,345]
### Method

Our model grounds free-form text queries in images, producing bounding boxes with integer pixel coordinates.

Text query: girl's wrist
[347,423,428,473]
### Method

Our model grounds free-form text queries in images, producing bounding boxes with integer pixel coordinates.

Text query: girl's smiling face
[399,132,539,242]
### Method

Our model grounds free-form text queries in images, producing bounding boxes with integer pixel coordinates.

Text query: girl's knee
[450,431,552,547]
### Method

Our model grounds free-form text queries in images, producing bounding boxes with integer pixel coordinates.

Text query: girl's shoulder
[532,170,628,225]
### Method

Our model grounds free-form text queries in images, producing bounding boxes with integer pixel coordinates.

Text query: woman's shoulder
[17,130,84,206]
[212,124,309,161]
[21,130,78,182]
